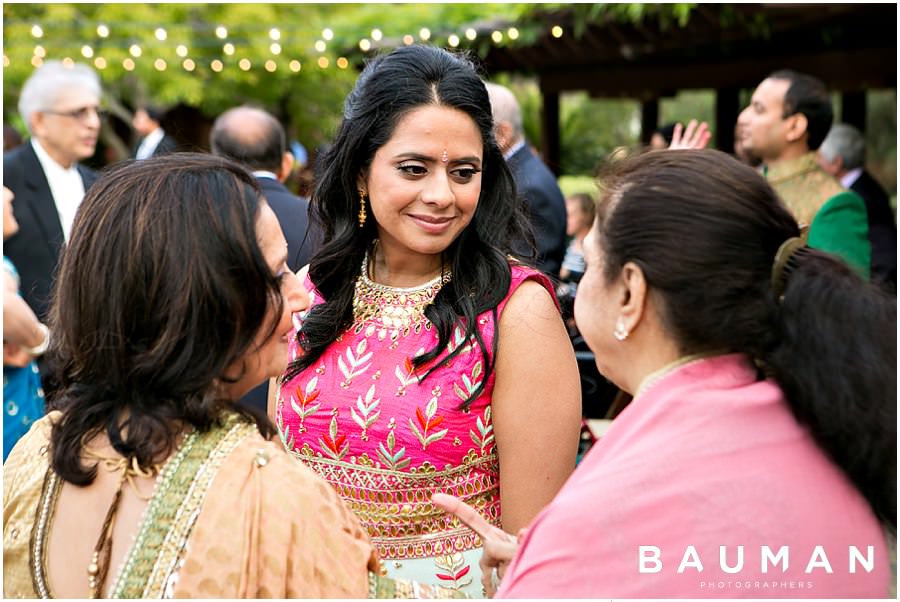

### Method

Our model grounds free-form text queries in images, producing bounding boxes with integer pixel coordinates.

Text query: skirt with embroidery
[382,548,485,598]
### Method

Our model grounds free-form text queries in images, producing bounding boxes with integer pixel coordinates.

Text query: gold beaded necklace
[351,247,452,332]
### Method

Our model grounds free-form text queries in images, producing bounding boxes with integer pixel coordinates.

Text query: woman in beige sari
[3,154,457,599]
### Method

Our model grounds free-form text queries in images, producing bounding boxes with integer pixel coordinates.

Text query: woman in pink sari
[436,149,895,598]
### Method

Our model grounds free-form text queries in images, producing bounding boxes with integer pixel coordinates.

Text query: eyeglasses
[42,106,108,122]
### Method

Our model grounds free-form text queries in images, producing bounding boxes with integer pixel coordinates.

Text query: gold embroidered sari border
[142,419,255,598]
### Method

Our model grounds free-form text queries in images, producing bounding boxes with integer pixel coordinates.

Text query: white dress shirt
[31,139,85,242]
[840,167,863,189]
[135,127,165,160]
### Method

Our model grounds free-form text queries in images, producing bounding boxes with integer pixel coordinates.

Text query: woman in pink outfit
[435,149,895,598]
[273,45,581,596]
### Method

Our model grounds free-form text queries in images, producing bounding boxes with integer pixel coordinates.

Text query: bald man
[211,106,319,412]
[485,82,567,279]
[211,106,317,272]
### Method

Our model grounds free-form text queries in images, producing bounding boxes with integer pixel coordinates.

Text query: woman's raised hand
[431,493,521,597]
[668,119,711,150]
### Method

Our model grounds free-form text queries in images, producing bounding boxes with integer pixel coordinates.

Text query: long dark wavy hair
[47,153,283,484]
[284,45,534,407]
[594,149,896,530]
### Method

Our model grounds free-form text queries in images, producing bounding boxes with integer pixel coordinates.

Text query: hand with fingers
[668,119,711,150]
[432,493,522,597]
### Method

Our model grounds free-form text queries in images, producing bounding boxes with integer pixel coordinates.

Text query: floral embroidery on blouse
[276,263,552,562]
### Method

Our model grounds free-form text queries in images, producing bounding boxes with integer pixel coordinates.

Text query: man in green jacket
[737,69,870,278]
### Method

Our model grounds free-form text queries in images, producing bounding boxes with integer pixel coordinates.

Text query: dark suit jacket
[239,176,319,413]
[3,142,97,320]
[132,131,178,158]
[507,144,567,278]
[850,170,897,292]
[256,177,317,272]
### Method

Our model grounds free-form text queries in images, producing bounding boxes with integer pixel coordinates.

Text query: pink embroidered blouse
[276,263,552,582]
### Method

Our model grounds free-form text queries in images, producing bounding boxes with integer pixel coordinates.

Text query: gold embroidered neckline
[765,152,819,186]
[352,250,452,331]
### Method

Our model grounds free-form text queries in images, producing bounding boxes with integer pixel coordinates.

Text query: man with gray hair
[818,123,896,292]
[485,82,567,278]
[4,60,102,321]
[210,105,317,412]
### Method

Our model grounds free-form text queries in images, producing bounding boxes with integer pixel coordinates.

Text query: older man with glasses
[4,60,103,324]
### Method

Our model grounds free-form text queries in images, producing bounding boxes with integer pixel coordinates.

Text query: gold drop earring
[358,190,367,228]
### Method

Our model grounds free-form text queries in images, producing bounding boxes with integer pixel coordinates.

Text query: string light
[238,58,251,71]
[155,28,167,41]
[62,57,74,67]
[269,28,280,41]
[270,42,281,55]
[551,25,563,38]
[211,59,223,72]
[3,55,10,67]
[94,57,107,69]
[97,24,109,38]
[223,43,235,55]
[465,28,477,41]
[154,58,167,71]
[322,28,334,40]
[176,45,188,57]
[448,34,460,47]
[183,58,195,71]
[371,29,382,41]
[129,44,142,58]
[289,60,301,72]
[81,45,94,58]
[402,34,414,45]
[317,56,329,68]
[508,27,519,40]
[491,30,502,43]
[215,26,228,39]
[359,38,371,51]
[31,25,43,38]
[419,28,430,41]
[314,40,326,52]
[265,59,276,72]
[123,58,135,70]
[31,56,43,68]
[336,56,348,69]
[34,45,46,58]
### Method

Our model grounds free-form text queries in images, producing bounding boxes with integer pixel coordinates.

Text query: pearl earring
[614,317,629,341]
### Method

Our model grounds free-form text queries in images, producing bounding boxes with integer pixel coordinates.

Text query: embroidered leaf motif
[350,384,381,438]
[469,405,494,452]
[338,339,373,383]
[434,553,473,589]
[377,429,410,470]
[319,414,349,460]
[409,396,448,450]
[395,356,419,388]
[454,361,484,401]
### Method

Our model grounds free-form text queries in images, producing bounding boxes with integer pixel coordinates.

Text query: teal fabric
[807,190,871,279]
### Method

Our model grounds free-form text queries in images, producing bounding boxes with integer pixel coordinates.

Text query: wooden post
[540,88,561,176]
[715,88,740,153]
[640,99,659,145]
[841,91,866,132]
